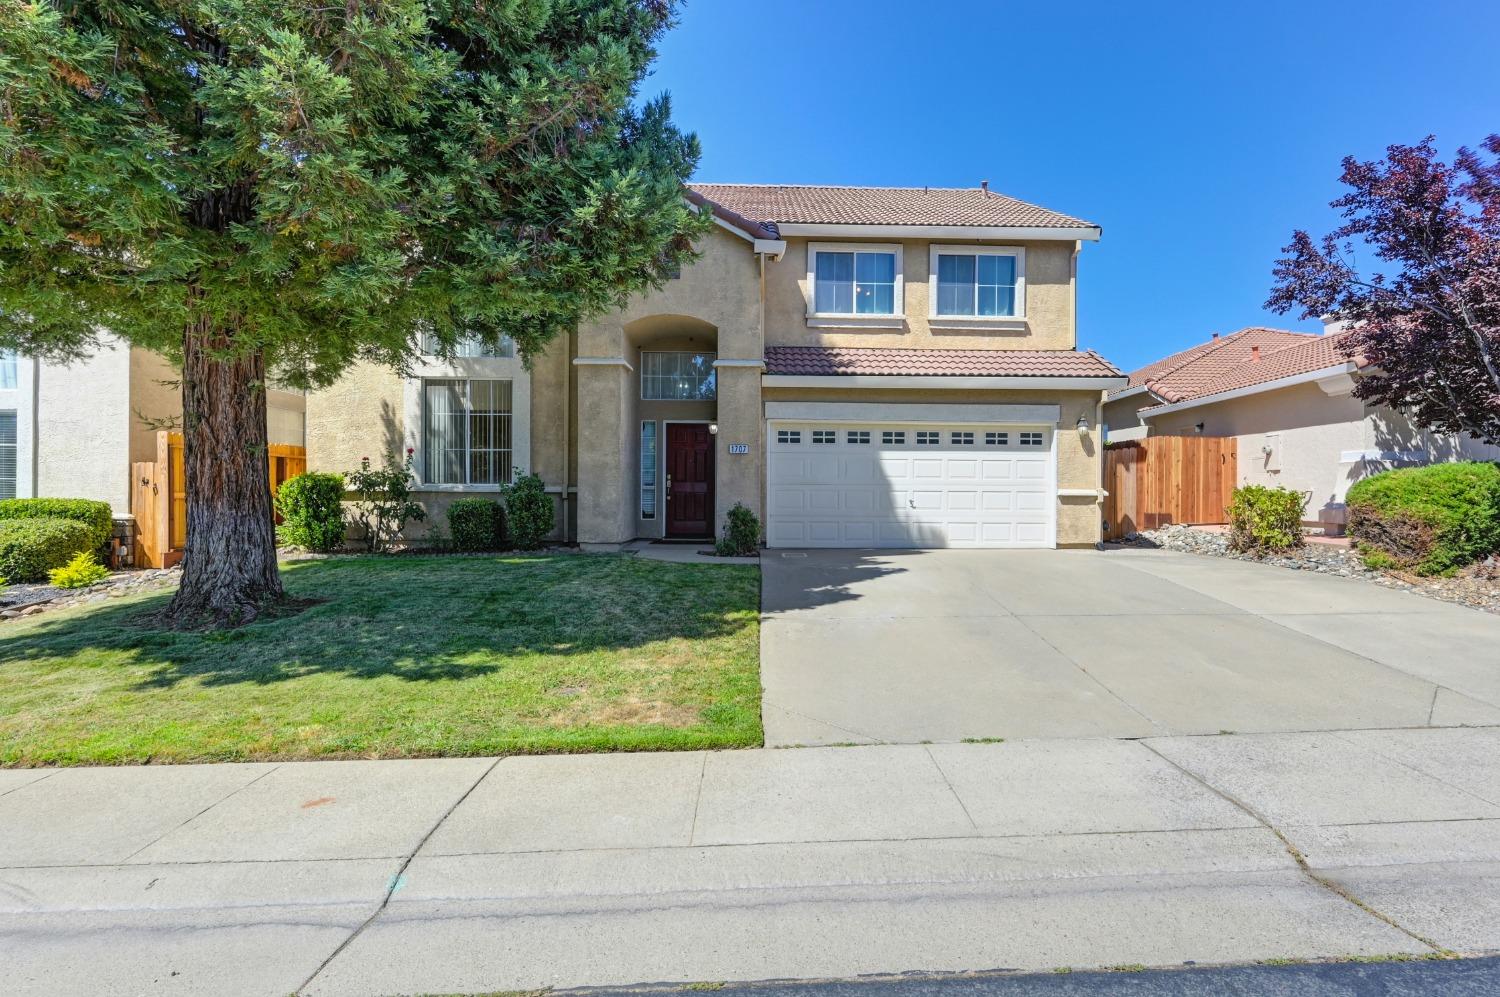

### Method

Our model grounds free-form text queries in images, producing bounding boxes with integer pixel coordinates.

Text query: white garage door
[766,422,1056,549]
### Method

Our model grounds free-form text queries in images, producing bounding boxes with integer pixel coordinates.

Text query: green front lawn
[0,555,762,766]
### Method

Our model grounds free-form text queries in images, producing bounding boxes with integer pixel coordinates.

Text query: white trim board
[762,374,1126,391]
[1141,362,1358,417]
[765,401,1061,425]
[778,223,1100,241]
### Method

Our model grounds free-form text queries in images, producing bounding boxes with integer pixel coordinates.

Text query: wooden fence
[132,431,307,568]
[1102,436,1239,540]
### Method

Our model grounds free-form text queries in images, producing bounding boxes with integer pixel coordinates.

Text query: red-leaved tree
[1267,136,1500,444]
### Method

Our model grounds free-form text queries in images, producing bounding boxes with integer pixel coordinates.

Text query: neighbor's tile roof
[764,345,1124,379]
[1114,328,1322,402]
[687,183,1096,231]
[1144,332,1364,408]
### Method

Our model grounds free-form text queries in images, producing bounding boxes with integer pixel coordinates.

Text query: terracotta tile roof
[682,187,781,241]
[687,183,1096,231]
[1113,327,1321,402]
[1140,332,1365,410]
[764,345,1124,379]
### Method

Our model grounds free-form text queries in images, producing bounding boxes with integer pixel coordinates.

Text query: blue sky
[647,0,1500,371]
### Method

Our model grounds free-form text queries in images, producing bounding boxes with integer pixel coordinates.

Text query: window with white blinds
[0,411,16,500]
[421,379,513,485]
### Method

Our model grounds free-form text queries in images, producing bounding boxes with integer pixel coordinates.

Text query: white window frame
[928,245,1026,326]
[420,331,516,359]
[0,409,16,501]
[806,242,905,329]
[640,350,718,401]
[640,420,658,520]
[419,378,515,487]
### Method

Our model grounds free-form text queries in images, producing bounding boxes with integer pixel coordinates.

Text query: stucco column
[573,359,634,548]
[711,363,764,539]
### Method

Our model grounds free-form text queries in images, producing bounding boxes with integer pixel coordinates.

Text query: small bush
[448,498,507,551]
[1346,462,1500,576]
[715,503,761,557]
[503,472,554,551]
[0,498,113,550]
[0,517,97,582]
[48,550,111,589]
[1227,485,1305,554]
[274,472,348,552]
[346,451,426,553]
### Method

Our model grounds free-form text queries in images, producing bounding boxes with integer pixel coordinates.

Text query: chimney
[1320,313,1351,336]
[1250,345,1261,361]
[1211,332,1219,339]
[980,180,989,194]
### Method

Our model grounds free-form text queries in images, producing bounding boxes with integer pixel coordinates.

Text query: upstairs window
[420,332,516,358]
[931,247,1024,318]
[641,352,716,401]
[0,350,16,391]
[810,245,901,316]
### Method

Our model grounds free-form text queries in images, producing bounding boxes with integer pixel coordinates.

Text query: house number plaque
[728,443,750,455]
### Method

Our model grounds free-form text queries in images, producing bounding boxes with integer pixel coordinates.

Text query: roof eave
[1140,361,1361,418]
[773,223,1101,242]
[762,374,1127,390]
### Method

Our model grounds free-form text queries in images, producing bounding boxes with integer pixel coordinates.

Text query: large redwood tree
[1267,135,1500,444]
[0,0,705,626]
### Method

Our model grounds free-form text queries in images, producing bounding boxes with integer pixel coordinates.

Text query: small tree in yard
[0,2,706,626]
[1266,136,1500,445]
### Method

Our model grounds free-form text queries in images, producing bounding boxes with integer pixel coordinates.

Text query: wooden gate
[133,431,306,567]
[1103,436,1238,540]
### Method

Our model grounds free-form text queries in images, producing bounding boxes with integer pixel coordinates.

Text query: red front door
[666,423,714,537]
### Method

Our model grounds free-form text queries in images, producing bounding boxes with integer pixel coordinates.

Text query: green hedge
[1347,462,1500,575]
[274,472,348,552]
[0,498,113,550]
[1227,485,1305,554]
[0,518,99,582]
[447,498,506,551]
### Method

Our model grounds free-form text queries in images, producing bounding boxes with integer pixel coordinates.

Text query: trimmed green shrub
[0,498,113,550]
[448,498,507,551]
[715,503,761,557]
[0,517,98,582]
[1346,462,1500,576]
[274,472,348,552]
[503,472,554,551]
[1227,485,1305,554]
[48,550,111,589]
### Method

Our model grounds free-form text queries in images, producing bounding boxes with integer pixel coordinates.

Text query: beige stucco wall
[1102,392,1159,440]
[761,386,1105,547]
[764,238,1077,351]
[1145,380,1500,529]
[35,338,134,514]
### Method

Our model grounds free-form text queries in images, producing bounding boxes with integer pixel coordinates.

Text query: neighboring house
[308,183,1127,549]
[1103,323,1500,532]
[3,336,306,515]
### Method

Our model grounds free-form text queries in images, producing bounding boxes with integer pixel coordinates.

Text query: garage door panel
[767,422,1056,549]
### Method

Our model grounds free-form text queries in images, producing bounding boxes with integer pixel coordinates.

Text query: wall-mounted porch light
[1075,413,1090,439]
[709,423,719,435]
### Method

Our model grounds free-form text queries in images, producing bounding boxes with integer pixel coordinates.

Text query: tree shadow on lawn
[0,555,760,690]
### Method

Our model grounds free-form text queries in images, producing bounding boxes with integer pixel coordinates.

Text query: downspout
[561,334,572,542]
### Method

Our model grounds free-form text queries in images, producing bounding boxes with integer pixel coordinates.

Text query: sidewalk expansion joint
[119,763,283,864]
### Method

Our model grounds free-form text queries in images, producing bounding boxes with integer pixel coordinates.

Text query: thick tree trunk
[164,312,285,628]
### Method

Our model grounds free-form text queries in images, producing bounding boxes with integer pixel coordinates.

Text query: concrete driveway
[760,547,1500,746]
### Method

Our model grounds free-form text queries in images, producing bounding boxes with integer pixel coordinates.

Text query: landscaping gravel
[0,567,182,621]
[1117,524,1500,616]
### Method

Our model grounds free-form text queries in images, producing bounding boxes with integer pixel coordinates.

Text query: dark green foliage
[0,2,707,378]
[715,503,760,557]
[274,472,347,552]
[503,473,554,551]
[448,498,506,552]
[1346,462,1500,575]
[1227,485,1305,554]
[0,499,113,551]
[0,518,98,582]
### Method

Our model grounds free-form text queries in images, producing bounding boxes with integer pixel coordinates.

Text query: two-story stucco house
[307,184,1127,549]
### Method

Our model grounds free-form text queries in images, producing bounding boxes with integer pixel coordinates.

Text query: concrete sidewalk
[3,729,1499,996]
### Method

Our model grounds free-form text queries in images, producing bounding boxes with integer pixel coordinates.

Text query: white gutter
[1106,384,1157,402]
[776,223,1101,242]
[1142,362,1359,418]
[762,374,1127,391]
